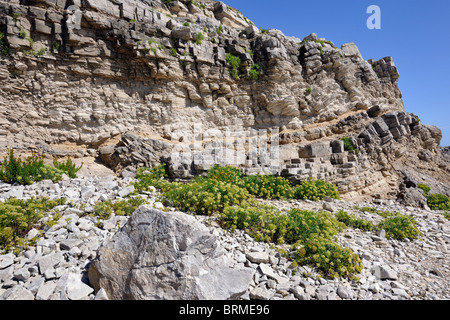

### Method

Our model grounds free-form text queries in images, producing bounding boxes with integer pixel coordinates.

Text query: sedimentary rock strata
[2,0,448,201]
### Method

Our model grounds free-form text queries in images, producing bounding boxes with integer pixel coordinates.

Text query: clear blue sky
[223,0,450,147]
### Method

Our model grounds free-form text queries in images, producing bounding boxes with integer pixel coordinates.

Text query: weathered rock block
[88,207,254,300]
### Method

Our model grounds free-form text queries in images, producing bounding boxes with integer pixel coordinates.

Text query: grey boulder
[88,206,254,300]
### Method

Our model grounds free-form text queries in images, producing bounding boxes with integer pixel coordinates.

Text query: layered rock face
[0,0,449,201]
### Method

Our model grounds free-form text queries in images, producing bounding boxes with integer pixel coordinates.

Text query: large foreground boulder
[88,206,254,300]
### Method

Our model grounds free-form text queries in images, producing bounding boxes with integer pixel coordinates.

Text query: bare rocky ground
[0,159,448,300]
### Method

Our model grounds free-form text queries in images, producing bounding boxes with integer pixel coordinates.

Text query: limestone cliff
[0,0,449,202]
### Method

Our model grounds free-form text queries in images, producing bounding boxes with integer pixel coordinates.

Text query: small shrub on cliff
[417,183,431,195]
[341,136,360,155]
[248,64,260,80]
[225,53,241,80]
[170,48,177,57]
[0,32,10,55]
[19,29,26,39]
[195,32,204,44]
[294,178,340,201]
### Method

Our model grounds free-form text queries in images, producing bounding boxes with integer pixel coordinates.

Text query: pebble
[1,174,449,300]
[247,252,270,264]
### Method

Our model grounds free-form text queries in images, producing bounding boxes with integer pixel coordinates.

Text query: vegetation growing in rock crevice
[341,136,360,155]
[248,63,260,80]
[0,31,10,55]
[225,53,241,80]
[195,32,204,44]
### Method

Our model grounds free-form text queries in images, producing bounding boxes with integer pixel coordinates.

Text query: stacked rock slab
[0,0,448,201]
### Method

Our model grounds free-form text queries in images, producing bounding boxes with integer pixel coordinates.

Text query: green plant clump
[163,178,253,216]
[417,183,450,212]
[335,210,375,232]
[248,64,260,80]
[341,136,360,154]
[292,235,362,279]
[294,177,340,201]
[0,32,10,55]
[0,150,62,185]
[169,47,178,57]
[179,58,188,69]
[352,206,422,240]
[206,164,242,184]
[417,183,431,195]
[195,32,204,44]
[0,197,66,253]
[19,29,26,39]
[0,150,83,185]
[240,174,295,200]
[377,215,422,240]
[426,193,450,211]
[94,196,148,220]
[219,204,361,278]
[225,53,241,80]
[53,157,83,179]
[205,165,330,201]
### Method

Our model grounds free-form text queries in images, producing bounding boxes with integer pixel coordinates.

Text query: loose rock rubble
[0,173,162,300]
[210,197,449,300]
[0,173,448,300]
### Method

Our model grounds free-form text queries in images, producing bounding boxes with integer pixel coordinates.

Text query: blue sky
[223,0,450,146]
